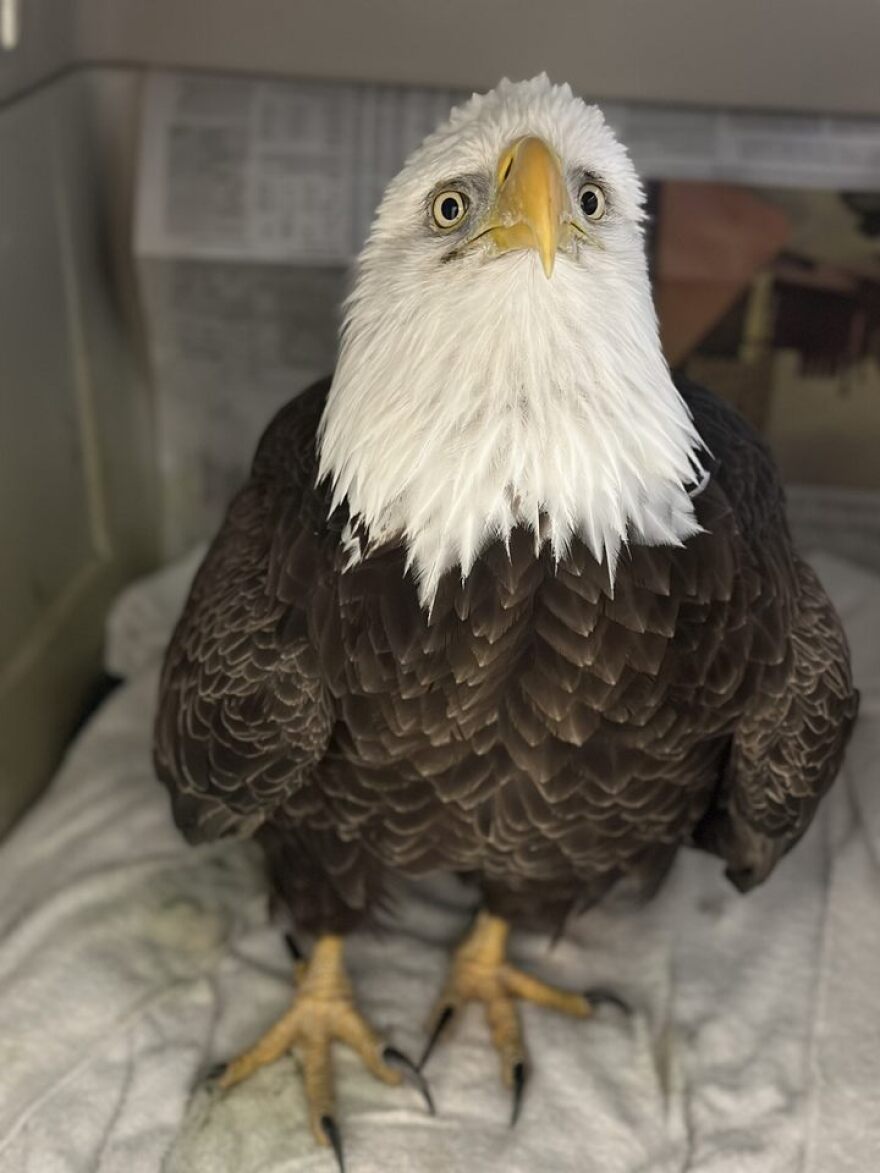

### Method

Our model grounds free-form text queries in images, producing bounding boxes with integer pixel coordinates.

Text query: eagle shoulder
[153,378,334,843]
[676,378,859,887]
[676,373,787,550]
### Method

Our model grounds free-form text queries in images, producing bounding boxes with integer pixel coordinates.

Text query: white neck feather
[318,248,705,610]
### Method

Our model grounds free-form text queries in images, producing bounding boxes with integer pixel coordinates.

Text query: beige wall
[766,355,880,490]
[74,0,880,117]
[4,3,880,126]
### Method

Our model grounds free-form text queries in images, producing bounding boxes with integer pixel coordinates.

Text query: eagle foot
[215,934,432,1166]
[419,911,599,1124]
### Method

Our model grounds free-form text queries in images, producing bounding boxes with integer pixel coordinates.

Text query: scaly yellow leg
[216,935,431,1161]
[421,912,627,1123]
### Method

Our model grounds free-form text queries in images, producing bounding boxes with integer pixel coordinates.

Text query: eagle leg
[215,934,431,1163]
[419,911,600,1123]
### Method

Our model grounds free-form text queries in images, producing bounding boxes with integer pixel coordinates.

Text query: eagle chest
[320,522,751,840]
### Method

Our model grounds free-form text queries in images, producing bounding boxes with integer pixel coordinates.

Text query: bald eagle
[154,76,858,1161]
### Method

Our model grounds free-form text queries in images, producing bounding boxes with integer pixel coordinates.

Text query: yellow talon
[423,911,592,1091]
[217,935,402,1147]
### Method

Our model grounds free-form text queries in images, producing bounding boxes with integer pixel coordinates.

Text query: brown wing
[679,377,860,889]
[153,379,334,844]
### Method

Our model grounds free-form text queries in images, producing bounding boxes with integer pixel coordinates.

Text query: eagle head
[319,76,705,608]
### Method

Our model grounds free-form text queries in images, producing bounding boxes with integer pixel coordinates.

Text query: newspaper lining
[137,72,880,266]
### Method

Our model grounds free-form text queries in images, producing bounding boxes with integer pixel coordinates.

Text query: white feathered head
[319,76,705,608]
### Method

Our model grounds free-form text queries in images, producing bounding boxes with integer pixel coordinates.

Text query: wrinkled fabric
[0,550,878,1173]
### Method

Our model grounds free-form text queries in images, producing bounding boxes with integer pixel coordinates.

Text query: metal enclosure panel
[0,71,156,831]
[0,0,74,103]
[75,0,880,118]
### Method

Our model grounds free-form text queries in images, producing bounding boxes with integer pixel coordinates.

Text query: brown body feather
[154,377,858,934]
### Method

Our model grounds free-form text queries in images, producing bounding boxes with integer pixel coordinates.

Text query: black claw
[418,1004,455,1071]
[284,932,304,961]
[202,1062,227,1086]
[383,1045,436,1115]
[585,986,633,1016]
[510,1060,527,1127]
[321,1115,345,1173]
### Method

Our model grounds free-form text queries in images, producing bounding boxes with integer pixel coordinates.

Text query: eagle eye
[578,183,606,221]
[432,190,469,229]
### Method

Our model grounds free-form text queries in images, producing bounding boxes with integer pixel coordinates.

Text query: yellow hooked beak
[485,136,568,277]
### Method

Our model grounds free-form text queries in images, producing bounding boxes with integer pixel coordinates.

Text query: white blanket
[1,551,879,1173]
